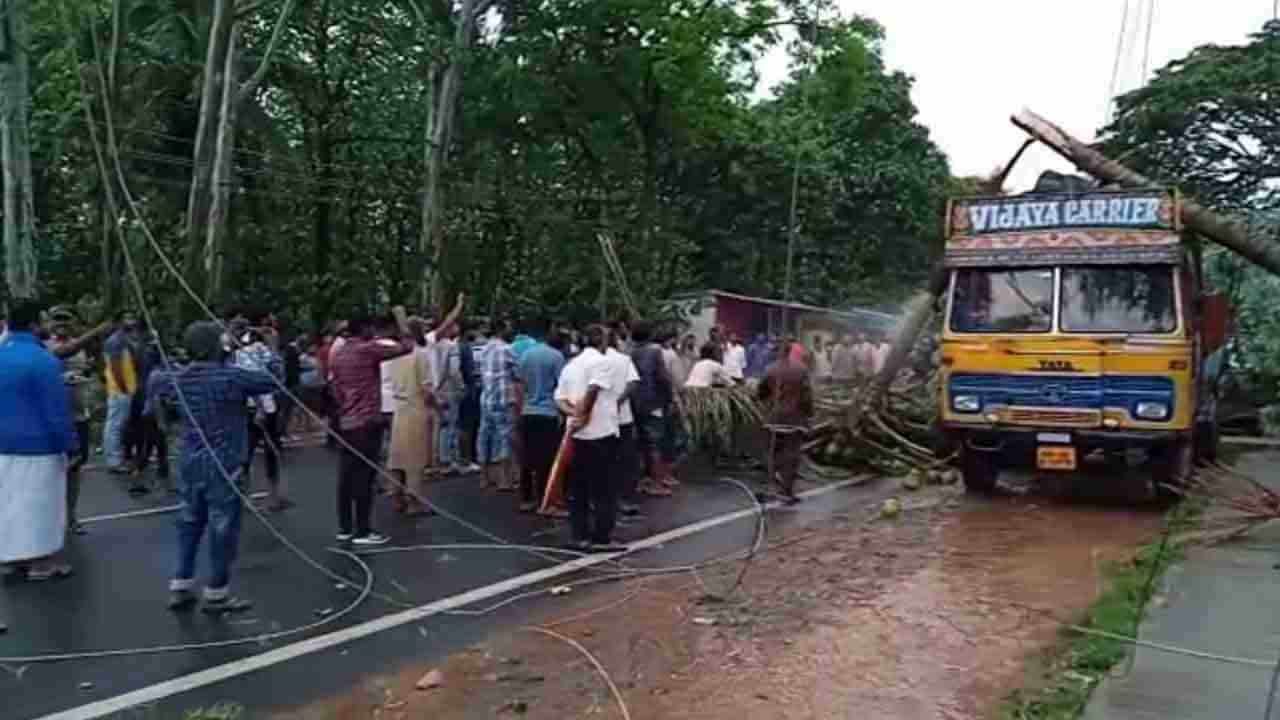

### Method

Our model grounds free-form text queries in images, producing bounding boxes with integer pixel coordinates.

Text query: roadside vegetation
[1002,500,1199,719]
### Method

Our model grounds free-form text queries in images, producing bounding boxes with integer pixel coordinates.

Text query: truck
[938,184,1229,496]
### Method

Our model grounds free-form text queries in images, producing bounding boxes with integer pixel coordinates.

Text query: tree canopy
[1101,19,1280,396]
[10,0,954,331]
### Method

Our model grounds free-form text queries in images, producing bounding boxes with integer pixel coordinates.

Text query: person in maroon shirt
[329,312,413,546]
[757,348,813,503]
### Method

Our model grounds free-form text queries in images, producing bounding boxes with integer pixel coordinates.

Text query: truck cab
[938,187,1227,495]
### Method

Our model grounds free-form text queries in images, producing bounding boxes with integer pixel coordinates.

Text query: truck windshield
[949,268,1054,333]
[1060,265,1177,334]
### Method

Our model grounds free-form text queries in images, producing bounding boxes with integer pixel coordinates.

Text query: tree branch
[236,0,298,104]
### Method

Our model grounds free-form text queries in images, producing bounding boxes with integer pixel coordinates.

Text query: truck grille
[949,374,1175,420]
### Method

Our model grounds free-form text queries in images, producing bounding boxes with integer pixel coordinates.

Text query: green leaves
[24,1,951,328]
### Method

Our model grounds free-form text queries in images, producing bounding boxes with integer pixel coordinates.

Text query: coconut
[880,498,902,519]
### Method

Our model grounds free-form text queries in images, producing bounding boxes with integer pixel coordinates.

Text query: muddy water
[664,492,1165,720]
[881,496,1165,718]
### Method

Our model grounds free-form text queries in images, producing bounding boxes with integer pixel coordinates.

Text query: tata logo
[1037,360,1079,372]
[1042,384,1068,405]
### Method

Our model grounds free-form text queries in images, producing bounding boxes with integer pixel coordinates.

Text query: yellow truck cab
[939,186,1227,495]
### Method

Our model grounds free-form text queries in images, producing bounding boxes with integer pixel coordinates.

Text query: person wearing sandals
[150,321,279,614]
[0,301,79,583]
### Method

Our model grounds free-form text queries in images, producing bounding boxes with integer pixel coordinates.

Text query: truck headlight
[1135,402,1170,421]
[952,394,981,413]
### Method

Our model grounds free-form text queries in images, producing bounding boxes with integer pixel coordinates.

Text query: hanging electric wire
[1105,0,1132,123]
[1141,0,1157,85]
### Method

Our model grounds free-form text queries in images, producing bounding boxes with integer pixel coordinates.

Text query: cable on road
[523,627,632,720]
[0,549,373,664]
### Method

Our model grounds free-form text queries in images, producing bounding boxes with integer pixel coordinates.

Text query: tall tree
[1,0,36,299]
[184,0,295,306]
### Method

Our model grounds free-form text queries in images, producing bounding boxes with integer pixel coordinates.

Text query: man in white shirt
[723,333,746,383]
[554,324,624,551]
[685,343,731,388]
[606,336,641,516]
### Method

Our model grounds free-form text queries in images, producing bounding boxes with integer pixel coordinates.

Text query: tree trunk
[418,62,438,308]
[204,24,240,306]
[1012,109,1280,278]
[183,0,234,297]
[848,263,948,428]
[1,0,36,299]
[420,0,481,309]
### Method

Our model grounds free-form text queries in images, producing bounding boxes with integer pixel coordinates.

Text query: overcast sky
[758,1,1273,191]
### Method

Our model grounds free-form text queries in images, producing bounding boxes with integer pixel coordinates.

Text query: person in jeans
[329,312,413,546]
[477,321,518,491]
[149,321,278,614]
[554,324,624,552]
[515,321,566,513]
[102,311,140,474]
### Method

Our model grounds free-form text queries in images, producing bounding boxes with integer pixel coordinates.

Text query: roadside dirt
[273,484,1163,720]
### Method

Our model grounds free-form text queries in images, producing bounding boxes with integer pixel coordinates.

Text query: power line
[1141,0,1157,84]
[1105,0,1131,123]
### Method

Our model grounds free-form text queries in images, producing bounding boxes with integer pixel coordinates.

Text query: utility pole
[0,0,36,300]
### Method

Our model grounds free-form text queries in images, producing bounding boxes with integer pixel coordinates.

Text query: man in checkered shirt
[149,321,278,615]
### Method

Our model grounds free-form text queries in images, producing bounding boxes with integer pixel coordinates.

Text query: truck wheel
[961,448,998,494]
[1194,421,1219,465]
[1151,437,1193,501]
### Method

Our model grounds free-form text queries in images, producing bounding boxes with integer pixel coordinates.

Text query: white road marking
[38,477,867,720]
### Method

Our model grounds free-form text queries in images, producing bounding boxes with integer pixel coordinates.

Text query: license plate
[1037,445,1077,471]
[1037,432,1072,444]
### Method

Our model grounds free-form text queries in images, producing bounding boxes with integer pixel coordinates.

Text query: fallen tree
[822,108,1280,479]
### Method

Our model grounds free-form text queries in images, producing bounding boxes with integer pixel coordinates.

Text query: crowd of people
[0,295,886,621]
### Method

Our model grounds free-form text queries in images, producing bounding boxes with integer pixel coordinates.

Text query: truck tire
[961,447,998,494]
[1151,437,1193,501]
[1194,421,1219,465]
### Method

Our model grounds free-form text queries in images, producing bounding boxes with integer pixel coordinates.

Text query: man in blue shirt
[0,301,78,587]
[515,320,566,512]
[149,321,278,614]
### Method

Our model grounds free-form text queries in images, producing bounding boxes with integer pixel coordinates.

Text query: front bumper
[940,423,1187,461]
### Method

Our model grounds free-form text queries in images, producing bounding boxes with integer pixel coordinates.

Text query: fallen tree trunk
[1012,108,1280,278]
[847,263,948,429]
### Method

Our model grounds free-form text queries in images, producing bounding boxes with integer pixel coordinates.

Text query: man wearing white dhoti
[0,301,77,585]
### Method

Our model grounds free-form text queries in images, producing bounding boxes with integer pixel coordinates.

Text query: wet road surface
[265,474,1167,720]
[1,446,875,720]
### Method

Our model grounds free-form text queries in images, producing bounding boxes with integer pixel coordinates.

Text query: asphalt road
[0,445,882,720]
